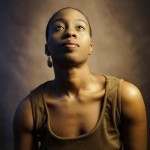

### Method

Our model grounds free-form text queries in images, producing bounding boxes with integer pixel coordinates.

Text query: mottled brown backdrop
[0,0,149,149]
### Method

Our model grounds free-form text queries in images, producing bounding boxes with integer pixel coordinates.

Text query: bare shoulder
[13,96,35,149]
[121,80,143,104]
[120,81,147,149]
[120,80,146,120]
[13,95,33,133]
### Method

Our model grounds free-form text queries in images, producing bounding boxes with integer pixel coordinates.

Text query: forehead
[50,8,89,24]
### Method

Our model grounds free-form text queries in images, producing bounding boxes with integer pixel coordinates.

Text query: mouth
[62,41,79,49]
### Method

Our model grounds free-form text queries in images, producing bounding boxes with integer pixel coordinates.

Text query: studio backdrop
[0,0,149,149]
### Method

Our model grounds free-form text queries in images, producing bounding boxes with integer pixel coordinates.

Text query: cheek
[47,36,60,50]
[80,37,91,51]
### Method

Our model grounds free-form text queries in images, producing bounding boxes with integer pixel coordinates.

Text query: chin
[53,53,88,66]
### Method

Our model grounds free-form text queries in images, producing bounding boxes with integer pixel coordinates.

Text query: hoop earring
[47,56,52,68]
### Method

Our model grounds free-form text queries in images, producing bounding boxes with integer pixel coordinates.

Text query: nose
[63,27,77,38]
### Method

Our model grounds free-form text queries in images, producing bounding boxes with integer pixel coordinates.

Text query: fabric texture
[30,75,123,150]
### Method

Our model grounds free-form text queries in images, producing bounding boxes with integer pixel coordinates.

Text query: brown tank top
[30,75,123,150]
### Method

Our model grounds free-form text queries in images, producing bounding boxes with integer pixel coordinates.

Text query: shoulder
[119,81,147,149]
[121,80,143,102]
[13,80,51,128]
[120,80,146,121]
[13,96,34,132]
[13,96,37,149]
[120,80,144,108]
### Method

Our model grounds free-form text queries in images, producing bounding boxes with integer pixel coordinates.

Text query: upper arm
[13,96,35,150]
[120,81,147,150]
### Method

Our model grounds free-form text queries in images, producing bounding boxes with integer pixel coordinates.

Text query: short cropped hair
[45,7,92,42]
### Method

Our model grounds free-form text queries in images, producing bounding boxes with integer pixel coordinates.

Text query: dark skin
[13,8,147,150]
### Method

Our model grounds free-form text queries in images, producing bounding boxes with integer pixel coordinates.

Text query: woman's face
[47,8,93,66]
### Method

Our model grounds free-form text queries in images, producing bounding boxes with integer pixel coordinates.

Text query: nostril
[63,32,77,39]
[72,33,76,37]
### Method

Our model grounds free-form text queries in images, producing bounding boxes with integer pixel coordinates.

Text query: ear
[89,43,93,55]
[45,44,50,56]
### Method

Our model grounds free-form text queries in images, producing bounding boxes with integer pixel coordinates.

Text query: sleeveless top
[30,75,123,150]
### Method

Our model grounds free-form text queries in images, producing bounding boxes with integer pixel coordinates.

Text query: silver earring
[47,56,52,67]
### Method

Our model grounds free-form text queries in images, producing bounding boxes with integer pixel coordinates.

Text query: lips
[62,41,79,48]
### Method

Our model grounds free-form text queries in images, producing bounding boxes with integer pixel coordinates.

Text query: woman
[13,7,147,150]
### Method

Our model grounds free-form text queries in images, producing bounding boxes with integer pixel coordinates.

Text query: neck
[52,62,93,97]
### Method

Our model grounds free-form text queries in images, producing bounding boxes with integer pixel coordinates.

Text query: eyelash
[76,25,85,31]
[54,25,65,31]
[53,25,85,32]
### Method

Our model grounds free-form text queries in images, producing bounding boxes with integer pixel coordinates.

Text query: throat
[53,62,93,93]
[53,75,93,98]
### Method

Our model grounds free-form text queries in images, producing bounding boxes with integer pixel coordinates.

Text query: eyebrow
[51,18,88,26]
[76,19,88,26]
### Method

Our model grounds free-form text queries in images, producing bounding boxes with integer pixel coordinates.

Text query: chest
[46,98,103,138]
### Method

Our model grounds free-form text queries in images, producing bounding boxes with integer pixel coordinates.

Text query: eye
[54,25,65,32]
[76,25,85,31]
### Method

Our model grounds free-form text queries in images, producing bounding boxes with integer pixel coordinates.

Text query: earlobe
[89,43,93,55]
[45,44,50,56]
